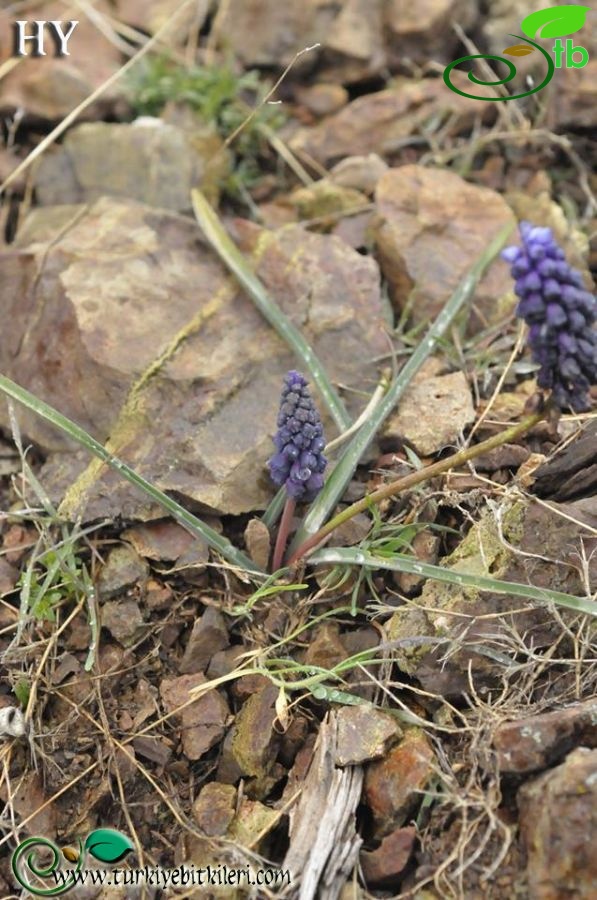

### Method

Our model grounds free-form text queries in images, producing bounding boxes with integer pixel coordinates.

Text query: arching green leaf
[84,829,134,864]
[520,4,590,39]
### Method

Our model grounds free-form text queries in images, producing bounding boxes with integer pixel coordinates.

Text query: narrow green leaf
[0,374,264,576]
[191,189,351,433]
[289,222,514,554]
[310,547,596,617]
[520,4,590,39]
[84,829,134,864]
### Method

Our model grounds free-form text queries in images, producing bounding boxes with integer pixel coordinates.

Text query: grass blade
[0,374,264,576]
[310,547,596,617]
[191,189,351,432]
[289,223,514,554]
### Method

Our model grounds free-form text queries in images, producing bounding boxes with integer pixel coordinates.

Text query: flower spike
[502,222,596,411]
[268,370,327,501]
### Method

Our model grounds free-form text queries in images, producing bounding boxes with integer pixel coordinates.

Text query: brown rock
[192,782,237,836]
[216,728,244,785]
[494,701,597,774]
[0,557,18,595]
[382,371,475,456]
[288,179,369,229]
[179,606,229,675]
[334,706,402,766]
[97,643,125,677]
[206,646,247,680]
[97,545,149,601]
[296,83,349,117]
[216,683,280,792]
[290,77,495,166]
[364,728,435,836]
[518,748,597,899]
[216,0,384,82]
[214,0,327,68]
[384,0,477,65]
[116,0,210,42]
[392,529,440,595]
[2,525,36,565]
[2,198,387,520]
[360,825,416,887]
[0,772,56,838]
[304,623,347,670]
[342,626,383,702]
[330,154,389,195]
[244,518,271,571]
[132,678,158,730]
[230,674,272,703]
[122,519,200,561]
[144,579,173,611]
[132,736,172,767]
[329,512,371,548]
[279,715,311,767]
[217,0,478,84]
[551,62,597,128]
[169,539,210,575]
[101,598,145,647]
[160,673,230,761]
[333,210,374,250]
[228,797,280,851]
[474,443,530,472]
[374,165,516,332]
[532,421,597,502]
[34,120,223,213]
[322,0,386,82]
[51,653,81,685]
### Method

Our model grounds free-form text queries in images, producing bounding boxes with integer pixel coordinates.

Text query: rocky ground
[0,1,596,898]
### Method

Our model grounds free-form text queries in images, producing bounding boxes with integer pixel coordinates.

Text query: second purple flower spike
[502,221,596,412]
[268,371,327,502]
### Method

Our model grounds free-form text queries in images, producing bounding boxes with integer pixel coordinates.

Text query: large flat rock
[1,197,387,518]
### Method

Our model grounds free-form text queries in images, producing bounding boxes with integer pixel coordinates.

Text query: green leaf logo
[84,829,134,864]
[520,4,591,40]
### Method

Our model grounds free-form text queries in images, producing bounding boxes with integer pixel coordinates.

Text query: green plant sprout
[127,56,285,200]
[18,544,84,623]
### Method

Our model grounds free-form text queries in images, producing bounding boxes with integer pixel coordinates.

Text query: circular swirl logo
[11,829,134,896]
[11,837,83,896]
[443,34,555,101]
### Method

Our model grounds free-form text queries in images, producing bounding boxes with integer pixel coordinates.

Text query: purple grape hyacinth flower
[268,371,327,502]
[502,221,596,412]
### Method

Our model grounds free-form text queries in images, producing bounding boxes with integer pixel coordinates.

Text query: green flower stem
[289,409,544,565]
[272,496,296,572]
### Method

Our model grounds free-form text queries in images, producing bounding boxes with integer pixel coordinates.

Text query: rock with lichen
[388,496,595,697]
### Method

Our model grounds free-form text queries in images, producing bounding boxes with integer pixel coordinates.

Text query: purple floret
[267,371,327,501]
[502,222,596,412]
